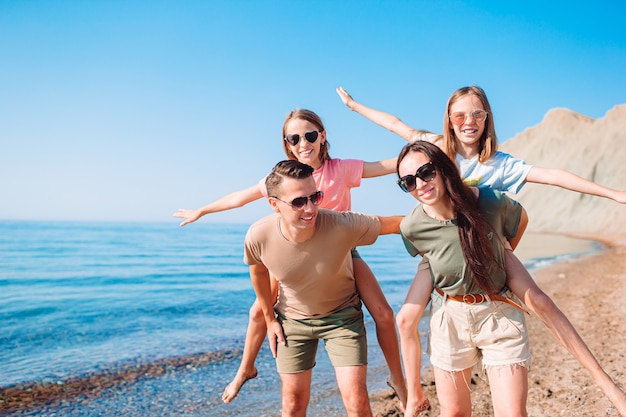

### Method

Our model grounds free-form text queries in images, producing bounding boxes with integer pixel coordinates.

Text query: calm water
[0,220,599,416]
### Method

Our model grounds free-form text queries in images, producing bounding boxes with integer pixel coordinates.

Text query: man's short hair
[266,160,314,197]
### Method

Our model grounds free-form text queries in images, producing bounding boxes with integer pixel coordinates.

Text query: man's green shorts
[276,304,367,374]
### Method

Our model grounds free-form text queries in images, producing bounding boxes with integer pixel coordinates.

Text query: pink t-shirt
[259,158,364,212]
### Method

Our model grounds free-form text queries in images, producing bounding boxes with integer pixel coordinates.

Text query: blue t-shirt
[456,151,532,194]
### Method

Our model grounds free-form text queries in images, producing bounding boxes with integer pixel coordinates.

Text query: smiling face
[269,175,319,238]
[397,150,446,208]
[448,94,487,158]
[282,118,326,169]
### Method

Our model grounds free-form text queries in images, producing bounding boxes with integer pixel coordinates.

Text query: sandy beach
[371,232,626,417]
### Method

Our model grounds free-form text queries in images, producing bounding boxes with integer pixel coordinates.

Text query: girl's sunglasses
[449,110,488,126]
[397,162,436,193]
[270,191,324,210]
[284,130,322,146]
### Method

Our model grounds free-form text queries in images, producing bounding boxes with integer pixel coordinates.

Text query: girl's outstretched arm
[526,166,626,204]
[173,184,264,226]
[336,86,435,142]
[362,157,398,178]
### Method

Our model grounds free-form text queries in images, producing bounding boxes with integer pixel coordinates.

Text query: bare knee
[396,308,418,336]
[281,390,309,415]
[249,302,264,323]
[343,394,372,416]
[282,398,307,415]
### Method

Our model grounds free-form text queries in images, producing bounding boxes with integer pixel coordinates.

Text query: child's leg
[504,250,626,415]
[222,277,279,403]
[352,256,407,409]
[396,267,432,417]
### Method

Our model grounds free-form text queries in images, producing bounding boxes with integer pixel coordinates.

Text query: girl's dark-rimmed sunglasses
[284,130,323,146]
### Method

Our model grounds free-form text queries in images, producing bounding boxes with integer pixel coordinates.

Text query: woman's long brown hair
[397,141,500,293]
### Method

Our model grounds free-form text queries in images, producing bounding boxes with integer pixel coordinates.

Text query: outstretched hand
[173,208,202,227]
[336,86,356,110]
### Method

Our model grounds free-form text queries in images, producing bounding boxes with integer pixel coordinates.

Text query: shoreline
[371,232,626,416]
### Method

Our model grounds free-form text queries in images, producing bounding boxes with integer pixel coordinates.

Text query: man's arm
[377,215,403,235]
[249,263,285,358]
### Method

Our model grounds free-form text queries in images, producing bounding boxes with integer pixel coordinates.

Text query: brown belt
[435,287,529,315]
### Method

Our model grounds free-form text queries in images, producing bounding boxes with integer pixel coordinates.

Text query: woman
[398,140,532,416]
[174,109,408,407]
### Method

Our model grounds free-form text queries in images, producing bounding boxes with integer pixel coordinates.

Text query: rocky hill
[499,104,626,234]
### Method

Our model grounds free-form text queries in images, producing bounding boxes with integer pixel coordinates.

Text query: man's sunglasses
[270,191,324,210]
[397,162,437,193]
[284,130,322,146]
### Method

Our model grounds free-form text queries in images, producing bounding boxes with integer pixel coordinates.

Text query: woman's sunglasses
[397,162,436,193]
[270,191,324,210]
[284,130,322,146]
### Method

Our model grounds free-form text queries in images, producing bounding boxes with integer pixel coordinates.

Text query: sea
[0,220,601,416]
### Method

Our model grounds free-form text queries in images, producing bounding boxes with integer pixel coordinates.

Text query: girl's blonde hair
[282,109,331,163]
[443,86,497,163]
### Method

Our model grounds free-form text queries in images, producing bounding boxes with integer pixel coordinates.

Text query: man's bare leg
[335,365,373,417]
[280,369,312,417]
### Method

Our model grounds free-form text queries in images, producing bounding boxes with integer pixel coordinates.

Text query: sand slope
[499,104,626,234]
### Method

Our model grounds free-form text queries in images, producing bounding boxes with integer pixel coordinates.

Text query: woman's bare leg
[433,367,473,417]
[353,257,407,409]
[396,269,432,416]
[487,364,528,417]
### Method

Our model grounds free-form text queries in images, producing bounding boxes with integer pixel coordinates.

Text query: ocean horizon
[0,220,600,416]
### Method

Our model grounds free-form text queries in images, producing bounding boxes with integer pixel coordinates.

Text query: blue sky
[2,0,625,223]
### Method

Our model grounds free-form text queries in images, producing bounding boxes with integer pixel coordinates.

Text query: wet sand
[371,233,626,416]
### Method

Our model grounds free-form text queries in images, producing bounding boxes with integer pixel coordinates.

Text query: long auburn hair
[281,109,331,163]
[397,141,500,293]
[442,86,497,163]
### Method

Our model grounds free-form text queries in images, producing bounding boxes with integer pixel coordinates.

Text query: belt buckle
[461,294,479,304]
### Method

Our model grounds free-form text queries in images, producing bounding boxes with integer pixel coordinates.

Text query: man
[245,160,402,417]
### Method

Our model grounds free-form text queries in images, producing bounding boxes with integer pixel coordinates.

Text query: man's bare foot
[386,376,408,411]
[222,368,258,403]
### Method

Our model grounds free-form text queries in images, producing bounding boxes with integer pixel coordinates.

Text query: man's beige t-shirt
[244,209,381,319]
